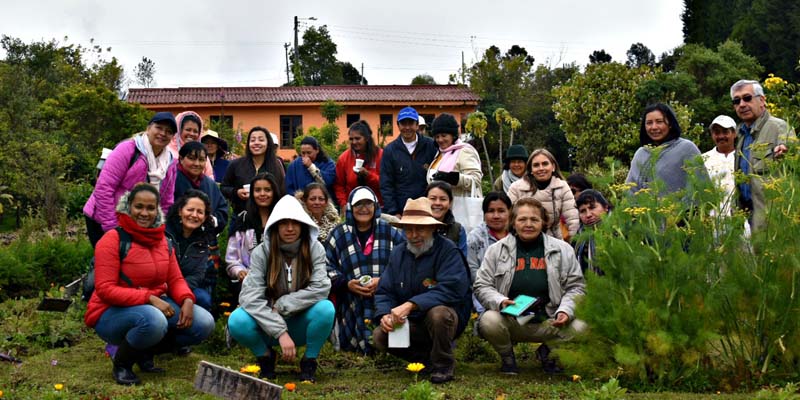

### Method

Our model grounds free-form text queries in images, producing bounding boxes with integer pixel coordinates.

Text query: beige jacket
[506,177,579,239]
[473,233,585,320]
[427,143,483,197]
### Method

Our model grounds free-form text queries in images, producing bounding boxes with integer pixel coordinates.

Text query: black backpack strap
[127,143,150,183]
[114,227,135,287]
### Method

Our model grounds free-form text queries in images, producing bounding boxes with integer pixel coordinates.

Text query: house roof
[127,85,479,105]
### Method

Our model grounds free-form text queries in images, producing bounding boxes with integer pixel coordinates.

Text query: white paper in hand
[388,321,410,348]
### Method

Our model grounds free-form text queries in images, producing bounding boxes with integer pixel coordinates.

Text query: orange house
[127,85,480,159]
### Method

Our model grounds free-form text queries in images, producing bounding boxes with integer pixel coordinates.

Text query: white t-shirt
[702,148,735,216]
[403,137,418,155]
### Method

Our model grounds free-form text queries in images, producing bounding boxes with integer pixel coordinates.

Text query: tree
[319,99,344,124]
[465,111,493,183]
[553,62,657,165]
[133,56,156,88]
[626,42,656,68]
[589,49,612,64]
[339,62,367,85]
[411,74,437,85]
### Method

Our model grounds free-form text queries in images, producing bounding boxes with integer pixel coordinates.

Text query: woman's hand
[278,332,296,361]
[347,279,373,297]
[237,188,249,200]
[500,298,516,308]
[552,311,570,327]
[302,156,312,167]
[364,277,380,295]
[177,299,194,329]
[149,295,175,318]
[237,270,248,281]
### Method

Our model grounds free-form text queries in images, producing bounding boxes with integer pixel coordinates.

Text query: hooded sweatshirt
[237,195,330,339]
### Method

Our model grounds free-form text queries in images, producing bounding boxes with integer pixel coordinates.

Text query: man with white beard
[372,197,472,384]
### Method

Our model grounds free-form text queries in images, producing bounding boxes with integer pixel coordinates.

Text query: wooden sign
[194,361,282,400]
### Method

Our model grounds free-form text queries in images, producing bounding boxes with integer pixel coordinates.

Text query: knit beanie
[431,113,459,136]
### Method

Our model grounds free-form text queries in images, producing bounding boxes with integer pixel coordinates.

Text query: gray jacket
[626,137,708,195]
[467,223,499,281]
[473,233,585,320]
[237,195,331,339]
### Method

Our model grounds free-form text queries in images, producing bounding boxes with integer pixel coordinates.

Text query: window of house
[279,115,303,148]
[209,115,233,130]
[346,113,360,128]
[379,114,393,136]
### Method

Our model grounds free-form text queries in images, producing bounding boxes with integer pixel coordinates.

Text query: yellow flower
[54,383,64,390]
[0,389,4,398]
[572,374,581,382]
[239,364,261,374]
[219,302,231,308]
[223,311,231,317]
[364,318,371,325]
[471,312,478,320]
[406,362,425,373]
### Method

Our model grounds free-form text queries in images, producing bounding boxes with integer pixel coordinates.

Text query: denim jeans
[228,300,334,358]
[193,287,212,312]
[94,297,215,350]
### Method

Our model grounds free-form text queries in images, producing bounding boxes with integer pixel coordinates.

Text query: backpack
[81,227,174,301]
[92,142,144,185]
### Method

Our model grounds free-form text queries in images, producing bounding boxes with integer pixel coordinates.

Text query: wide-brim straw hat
[391,197,445,227]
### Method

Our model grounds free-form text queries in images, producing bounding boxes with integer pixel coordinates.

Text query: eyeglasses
[732,94,759,105]
[353,202,375,210]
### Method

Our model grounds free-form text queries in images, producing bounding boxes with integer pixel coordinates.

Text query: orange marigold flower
[284,382,296,391]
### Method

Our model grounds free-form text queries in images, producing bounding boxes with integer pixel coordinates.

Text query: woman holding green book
[473,197,586,375]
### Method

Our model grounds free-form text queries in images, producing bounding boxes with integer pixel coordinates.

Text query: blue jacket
[211,158,230,184]
[174,170,230,236]
[379,134,437,215]
[285,156,336,197]
[375,234,472,336]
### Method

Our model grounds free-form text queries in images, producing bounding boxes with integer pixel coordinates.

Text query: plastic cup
[355,159,365,170]
[243,184,251,192]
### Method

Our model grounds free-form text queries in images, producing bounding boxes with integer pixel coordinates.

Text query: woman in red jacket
[84,184,215,385]
[334,120,383,210]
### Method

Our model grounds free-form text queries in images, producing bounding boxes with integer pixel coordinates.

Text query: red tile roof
[127,85,479,105]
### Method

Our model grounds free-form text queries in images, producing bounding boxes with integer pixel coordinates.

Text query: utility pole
[361,63,365,85]
[284,43,291,84]
[461,51,466,85]
[293,16,299,62]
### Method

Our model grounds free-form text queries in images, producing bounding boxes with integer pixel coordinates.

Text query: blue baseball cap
[149,112,177,134]
[397,107,419,123]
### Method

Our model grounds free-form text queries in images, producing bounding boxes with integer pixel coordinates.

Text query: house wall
[148,102,476,159]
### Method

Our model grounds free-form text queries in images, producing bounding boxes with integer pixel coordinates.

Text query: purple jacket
[83,138,176,232]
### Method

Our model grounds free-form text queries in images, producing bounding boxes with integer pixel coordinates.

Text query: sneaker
[500,351,519,375]
[429,366,454,384]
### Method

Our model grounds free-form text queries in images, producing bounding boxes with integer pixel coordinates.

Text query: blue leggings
[228,300,334,359]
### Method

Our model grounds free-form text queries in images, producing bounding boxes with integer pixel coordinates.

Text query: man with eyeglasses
[730,79,796,231]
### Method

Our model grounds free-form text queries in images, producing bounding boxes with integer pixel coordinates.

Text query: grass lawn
[0,299,759,400]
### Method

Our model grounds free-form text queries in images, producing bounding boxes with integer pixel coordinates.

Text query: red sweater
[334,148,383,207]
[84,215,195,328]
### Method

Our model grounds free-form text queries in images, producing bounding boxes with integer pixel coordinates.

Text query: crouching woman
[474,197,586,375]
[227,195,334,382]
[84,184,215,385]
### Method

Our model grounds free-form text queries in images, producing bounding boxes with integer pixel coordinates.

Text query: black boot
[112,340,141,385]
[256,348,277,380]
[535,344,564,374]
[299,357,318,383]
[500,349,519,375]
[137,351,165,373]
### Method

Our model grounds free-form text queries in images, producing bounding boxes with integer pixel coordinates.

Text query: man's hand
[774,144,789,158]
[552,311,570,327]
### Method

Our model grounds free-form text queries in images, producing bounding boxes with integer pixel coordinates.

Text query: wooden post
[194,361,282,400]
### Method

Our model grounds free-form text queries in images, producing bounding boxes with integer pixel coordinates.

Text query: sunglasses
[732,94,759,105]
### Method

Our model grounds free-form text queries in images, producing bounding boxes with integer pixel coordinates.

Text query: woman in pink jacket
[83,112,178,247]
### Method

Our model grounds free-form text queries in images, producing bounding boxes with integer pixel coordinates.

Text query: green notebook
[500,295,538,317]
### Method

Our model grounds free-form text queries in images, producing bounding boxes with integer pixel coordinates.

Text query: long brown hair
[265,221,313,300]
[522,148,565,191]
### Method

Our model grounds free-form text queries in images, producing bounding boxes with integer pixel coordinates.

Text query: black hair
[482,191,512,214]
[179,141,208,160]
[639,103,682,146]
[245,126,278,159]
[127,183,160,206]
[167,189,214,233]
[299,136,330,163]
[180,114,202,132]
[238,173,284,242]
[348,120,377,167]
[566,173,593,192]
[425,181,454,201]
[575,189,613,211]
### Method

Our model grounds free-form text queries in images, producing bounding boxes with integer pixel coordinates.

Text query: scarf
[501,169,522,193]
[137,134,171,191]
[271,239,302,298]
[432,140,468,172]
[177,162,202,188]
[117,213,166,248]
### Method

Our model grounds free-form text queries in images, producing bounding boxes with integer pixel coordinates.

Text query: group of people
[81,78,794,386]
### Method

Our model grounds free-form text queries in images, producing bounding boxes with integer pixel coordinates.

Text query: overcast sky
[1,0,685,88]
